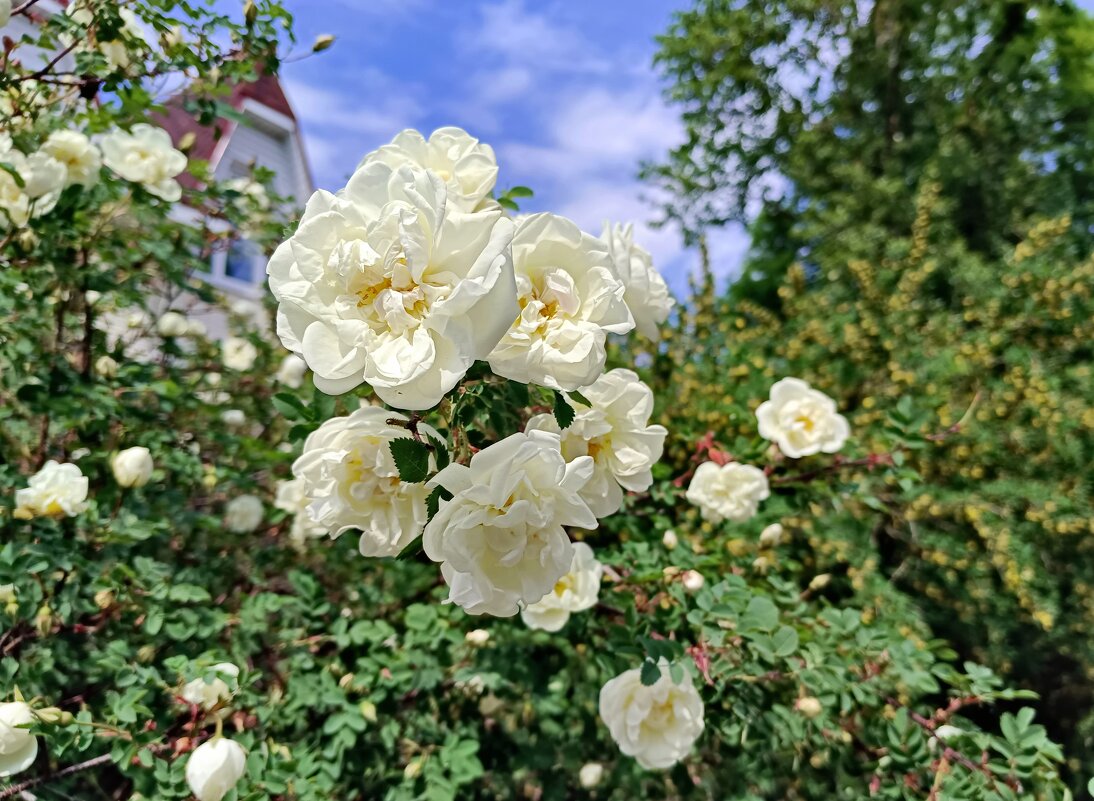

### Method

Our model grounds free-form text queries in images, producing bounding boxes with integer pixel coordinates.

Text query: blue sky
[273,0,1094,295]
[274,0,737,295]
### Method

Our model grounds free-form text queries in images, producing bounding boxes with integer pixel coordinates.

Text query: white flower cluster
[685,378,850,524]
[0,122,185,230]
[0,131,99,229]
[270,127,673,622]
[268,126,673,408]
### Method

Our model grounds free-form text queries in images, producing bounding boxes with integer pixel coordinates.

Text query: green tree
[645,0,1094,787]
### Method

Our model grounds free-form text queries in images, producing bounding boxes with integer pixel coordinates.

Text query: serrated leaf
[390,437,430,483]
[272,392,310,421]
[639,660,661,686]
[552,390,575,429]
[427,434,450,471]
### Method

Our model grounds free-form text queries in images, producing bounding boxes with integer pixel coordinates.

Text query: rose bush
[0,3,1078,801]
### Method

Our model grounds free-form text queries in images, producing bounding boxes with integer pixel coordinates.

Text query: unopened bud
[137,644,156,663]
[662,566,680,579]
[338,672,354,689]
[177,131,196,153]
[312,34,335,52]
[808,573,831,591]
[796,696,823,718]
[662,529,678,549]
[34,706,71,724]
[759,523,784,548]
[465,629,490,647]
[359,700,377,723]
[403,758,423,780]
[243,0,258,25]
[94,589,115,610]
[34,605,53,636]
[681,569,705,593]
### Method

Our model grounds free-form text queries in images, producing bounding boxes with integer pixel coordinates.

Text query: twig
[0,753,111,799]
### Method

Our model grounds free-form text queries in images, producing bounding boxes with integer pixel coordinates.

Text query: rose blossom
[525,368,665,517]
[359,126,498,212]
[685,461,769,524]
[423,430,597,617]
[267,157,516,409]
[100,124,187,201]
[224,495,264,533]
[111,446,154,488]
[185,738,246,801]
[13,461,89,520]
[599,660,704,770]
[0,702,38,778]
[520,541,602,632]
[488,213,633,391]
[600,221,674,340]
[756,377,850,458]
[290,407,442,556]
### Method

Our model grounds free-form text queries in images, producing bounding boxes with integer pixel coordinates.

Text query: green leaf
[772,625,799,657]
[568,389,592,408]
[496,196,519,211]
[272,392,310,421]
[639,659,661,687]
[0,162,25,188]
[507,185,534,198]
[740,596,779,632]
[427,434,450,471]
[390,437,431,483]
[552,390,575,429]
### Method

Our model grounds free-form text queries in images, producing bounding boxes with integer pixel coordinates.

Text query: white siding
[214,122,300,199]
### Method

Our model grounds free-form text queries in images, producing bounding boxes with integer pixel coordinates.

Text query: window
[225,237,260,283]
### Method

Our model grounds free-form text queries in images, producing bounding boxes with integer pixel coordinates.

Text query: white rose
[423,430,597,617]
[759,523,784,547]
[291,407,442,556]
[685,461,769,524]
[111,446,153,488]
[220,409,245,427]
[14,461,90,520]
[185,738,247,801]
[273,477,326,548]
[225,176,269,209]
[221,337,257,371]
[599,661,704,770]
[100,124,187,201]
[0,160,29,229]
[360,127,497,212]
[186,319,207,338]
[95,355,119,378]
[0,702,38,778]
[40,131,101,188]
[0,0,10,29]
[156,310,189,337]
[224,495,263,533]
[21,151,67,200]
[180,663,240,712]
[578,762,604,789]
[274,354,308,388]
[756,377,850,459]
[520,541,602,632]
[268,160,516,410]
[488,213,633,391]
[601,222,674,340]
[525,369,666,517]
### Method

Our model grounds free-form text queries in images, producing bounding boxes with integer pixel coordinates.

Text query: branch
[0,753,111,799]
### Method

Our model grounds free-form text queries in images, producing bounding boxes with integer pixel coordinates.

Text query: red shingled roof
[154,73,305,190]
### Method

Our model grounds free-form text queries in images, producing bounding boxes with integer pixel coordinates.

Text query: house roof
[155,73,310,191]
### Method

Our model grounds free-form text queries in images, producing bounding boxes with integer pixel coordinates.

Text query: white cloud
[466,0,612,74]
[283,73,423,188]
